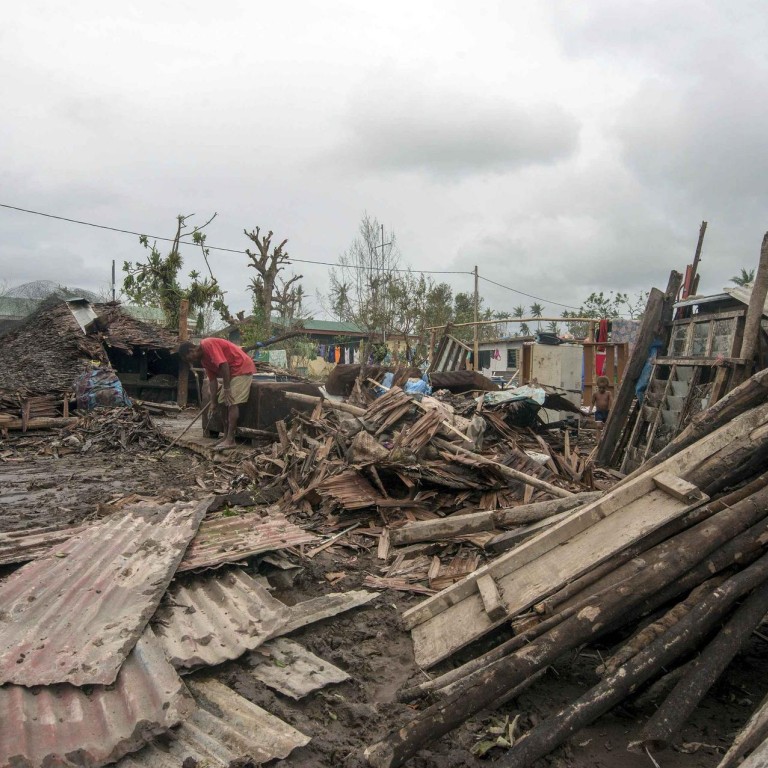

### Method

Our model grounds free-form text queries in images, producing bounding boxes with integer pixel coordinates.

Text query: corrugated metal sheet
[0,507,318,574]
[0,627,194,768]
[250,638,350,699]
[153,568,291,672]
[273,589,379,636]
[116,677,310,768]
[316,470,383,510]
[178,509,318,572]
[0,499,209,687]
[0,522,90,566]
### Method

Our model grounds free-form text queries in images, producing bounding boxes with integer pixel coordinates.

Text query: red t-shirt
[199,338,256,380]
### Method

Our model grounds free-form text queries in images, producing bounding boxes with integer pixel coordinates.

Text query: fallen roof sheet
[153,568,291,672]
[177,508,319,572]
[249,637,350,699]
[316,470,384,510]
[0,499,208,687]
[0,521,90,566]
[0,628,194,768]
[116,677,310,768]
[0,507,319,574]
[272,589,379,637]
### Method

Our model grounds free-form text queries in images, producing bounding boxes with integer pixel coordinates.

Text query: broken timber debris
[363,364,768,768]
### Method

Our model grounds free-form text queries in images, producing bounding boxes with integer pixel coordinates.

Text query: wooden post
[596,271,682,467]
[177,299,190,407]
[733,232,768,386]
[473,266,479,371]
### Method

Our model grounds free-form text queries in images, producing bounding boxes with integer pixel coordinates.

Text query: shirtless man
[178,338,255,450]
[591,375,612,428]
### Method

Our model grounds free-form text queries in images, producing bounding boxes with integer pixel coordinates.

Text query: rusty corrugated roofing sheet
[316,470,383,510]
[0,522,90,567]
[0,499,209,687]
[177,508,318,572]
[0,627,194,768]
[153,568,291,671]
[250,637,349,699]
[0,507,318,574]
[116,677,310,767]
[272,589,379,637]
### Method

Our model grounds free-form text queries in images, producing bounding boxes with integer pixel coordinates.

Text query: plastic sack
[403,376,432,396]
[74,366,132,411]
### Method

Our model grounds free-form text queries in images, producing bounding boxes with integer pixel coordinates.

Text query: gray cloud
[336,85,580,179]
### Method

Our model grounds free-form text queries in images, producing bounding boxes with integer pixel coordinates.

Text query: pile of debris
[221,382,603,595]
[361,367,768,767]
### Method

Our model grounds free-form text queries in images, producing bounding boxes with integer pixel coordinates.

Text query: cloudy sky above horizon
[2,1,766,320]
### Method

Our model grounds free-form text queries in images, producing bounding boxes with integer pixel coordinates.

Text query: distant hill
[6,280,100,302]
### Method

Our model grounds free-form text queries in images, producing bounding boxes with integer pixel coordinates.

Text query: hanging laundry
[318,344,326,359]
[334,347,341,364]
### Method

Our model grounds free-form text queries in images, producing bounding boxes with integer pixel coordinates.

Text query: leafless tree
[244,227,303,336]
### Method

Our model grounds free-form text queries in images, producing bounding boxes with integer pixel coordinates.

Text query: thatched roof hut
[0,298,177,396]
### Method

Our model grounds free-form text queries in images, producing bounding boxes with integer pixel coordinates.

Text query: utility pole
[111,260,116,302]
[473,265,479,371]
[374,223,392,343]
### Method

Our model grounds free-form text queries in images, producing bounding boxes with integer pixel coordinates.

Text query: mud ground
[1,429,766,768]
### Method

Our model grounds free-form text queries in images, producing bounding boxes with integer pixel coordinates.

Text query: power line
[0,203,470,276]
[477,275,582,311]
[1,201,590,310]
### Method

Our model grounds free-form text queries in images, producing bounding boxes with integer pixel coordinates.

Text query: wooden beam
[388,493,600,547]
[652,471,703,503]
[476,575,507,621]
[177,298,190,408]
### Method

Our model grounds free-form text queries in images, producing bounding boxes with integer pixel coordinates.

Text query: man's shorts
[216,375,252,405]
[594,409,609,423]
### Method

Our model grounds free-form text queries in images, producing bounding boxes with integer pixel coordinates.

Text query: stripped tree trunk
[636,578,768,753]
[363,485,768,768]
[495,556,768,768]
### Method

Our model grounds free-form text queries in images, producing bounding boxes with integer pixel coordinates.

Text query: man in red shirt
[178,338,256,451]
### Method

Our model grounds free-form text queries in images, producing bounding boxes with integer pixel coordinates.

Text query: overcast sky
[2,0,766,320]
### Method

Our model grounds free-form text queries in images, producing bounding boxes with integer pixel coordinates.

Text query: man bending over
[178,338,255,451]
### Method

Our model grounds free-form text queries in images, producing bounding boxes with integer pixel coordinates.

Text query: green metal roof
[299,319,366,333]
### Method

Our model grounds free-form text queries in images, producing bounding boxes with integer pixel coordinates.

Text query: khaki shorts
[215,375,252,405]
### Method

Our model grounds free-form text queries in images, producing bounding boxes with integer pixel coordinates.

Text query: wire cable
[478,274,582,311]
[0,203,471,276]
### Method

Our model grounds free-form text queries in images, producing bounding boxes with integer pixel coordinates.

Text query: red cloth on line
[199,338,256,380]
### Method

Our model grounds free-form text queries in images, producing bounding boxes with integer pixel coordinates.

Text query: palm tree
[547,320,559,334]
[530,303,544,330]
[731,268,755,286]
[512,304,525,337]
[520,322,531,337]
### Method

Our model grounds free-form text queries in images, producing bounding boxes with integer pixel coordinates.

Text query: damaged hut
[0,297,179,409]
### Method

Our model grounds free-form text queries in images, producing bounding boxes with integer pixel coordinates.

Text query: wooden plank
[653,471,702,503]
[484,511,573,554]
[402,475,660,632]
[476,574,507,621]
[411,487,703,668]
[403,405,768,664]
[656,356,750,366]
